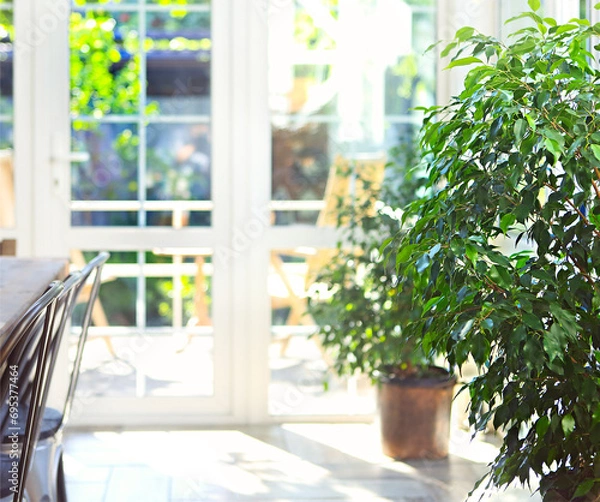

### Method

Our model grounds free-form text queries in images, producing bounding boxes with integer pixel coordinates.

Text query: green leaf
[544,138,562,159]
[591,144,600,162]
[514,119,527,143]
[525,113,537,131]
[522,312,543,330]
[554,24,577,34]
[553,307,579,338]
[574,480,595,499]
[416,254,430,273]
[531,269,554,283]
[465,243,478,264]
[481,318,493,331]
[440,41,457,58]
[536,416,550,438]
[562,414,575,438]
[422,296,442,314]
[514,189,536,222]
[500,213,516,234]
[507,12,544,27]
[593,403,600,424]
[445,57,483,70]
[488,252,511,268]
[396,244,415,267]
[543,128,565,148]
[424,41,442,54]
[513,38,537,54]
[455,26,475,41]
[528,0,541,11]
[489,265,512,288]
[544,324,567,362]
[523,337,544,370]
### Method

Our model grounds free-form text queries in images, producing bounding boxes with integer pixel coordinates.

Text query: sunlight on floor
[63,424,542,501]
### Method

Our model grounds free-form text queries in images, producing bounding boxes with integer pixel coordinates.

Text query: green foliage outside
[394,1,600,498]
[70,11,142,121]
[70,2,194,326]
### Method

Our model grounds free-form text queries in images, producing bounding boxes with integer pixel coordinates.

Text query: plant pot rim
[378,366,456,388]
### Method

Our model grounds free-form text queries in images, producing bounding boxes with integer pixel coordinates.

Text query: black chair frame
[0,280,64,502]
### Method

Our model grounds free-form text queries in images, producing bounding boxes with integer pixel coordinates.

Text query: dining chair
[0,270,81,502]
[24,252,109,502]
[0,280,64,502]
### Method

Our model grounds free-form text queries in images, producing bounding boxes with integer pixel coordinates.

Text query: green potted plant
[307,151,456,460]
[394,1,600,499]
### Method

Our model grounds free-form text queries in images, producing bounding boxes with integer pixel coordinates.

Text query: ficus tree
[393,1,600,499]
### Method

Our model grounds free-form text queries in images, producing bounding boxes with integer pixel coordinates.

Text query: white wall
[437,0,583,105]
[437,0,499,104]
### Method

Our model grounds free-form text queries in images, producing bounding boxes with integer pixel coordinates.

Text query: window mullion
[138,1,147,228]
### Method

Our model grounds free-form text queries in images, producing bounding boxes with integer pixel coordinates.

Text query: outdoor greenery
[70,11,142,121]
[393,1,600,498]
[69,3,200,323]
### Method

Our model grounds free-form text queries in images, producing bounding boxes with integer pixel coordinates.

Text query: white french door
[64,0,241,425]
[12,0,244,426]
[11,0,442,426]
[4,0,464,425]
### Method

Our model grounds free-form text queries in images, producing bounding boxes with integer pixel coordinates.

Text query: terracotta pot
[378,368,456,460]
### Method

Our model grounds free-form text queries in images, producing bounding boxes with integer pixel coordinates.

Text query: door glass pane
[269,249,376,416]
[146,123,211,205]
[69,0,214,403]
[268,0,437,416]
[0,6,14,229]
[146,10,211,115]
[269,0,436,226]
[70,2,212,228]
[72,249,214,400]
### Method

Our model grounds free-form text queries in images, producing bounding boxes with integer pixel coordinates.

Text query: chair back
[38,271,84,419]
[61,251,110,424]
[305,156,386,286]
[317,155,386,226]
[0,280,64,501]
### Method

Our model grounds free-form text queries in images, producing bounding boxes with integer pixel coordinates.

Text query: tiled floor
[63,424,542,502]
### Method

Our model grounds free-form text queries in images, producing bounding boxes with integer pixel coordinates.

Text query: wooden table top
[0,257,68,341]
